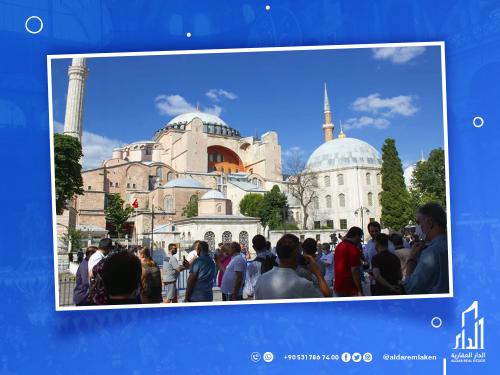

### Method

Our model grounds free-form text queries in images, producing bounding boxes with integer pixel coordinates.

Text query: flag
[132,198,139,209]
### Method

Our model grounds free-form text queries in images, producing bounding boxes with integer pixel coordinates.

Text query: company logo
[363,352,373,362]
[454,301,484,350]
[263,352,274,363]
[251,352,261,363]
[352,352,362,362]
[341,352,351,362]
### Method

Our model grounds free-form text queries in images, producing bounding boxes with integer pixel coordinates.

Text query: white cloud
[206,89,238,101]
[351,93,418,117]
[344,116,390,130]
[53,121,124,170]
[282,146,306,158]
[372,46,426,64]
[155,94,224,117]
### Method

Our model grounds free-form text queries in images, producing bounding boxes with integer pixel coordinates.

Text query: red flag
[132,199,139,209]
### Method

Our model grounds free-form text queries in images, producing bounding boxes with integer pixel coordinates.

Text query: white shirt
[87,250,105,276]
[320,251,334,281]
[363,239,396,265]
[221,255,247,295]
[255,267,323,300]
[186,250,198,264]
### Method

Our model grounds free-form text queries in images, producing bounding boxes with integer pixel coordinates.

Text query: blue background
[1,1,499,374]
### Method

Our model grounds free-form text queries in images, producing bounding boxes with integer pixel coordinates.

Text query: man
[162,243,184,303]
[73,247,97,306]
[320,242,334,291]
[363,221,396,266]
[185,240,200,266]
[221,242,247,301]
[243,234,278,299]
[296,238,330,297]
[255,234,326,300]
[390,233,411,281]
[184,241,217,302]
[88,238,114,278]
[334,227,364,297]
[404,203,449,294]
[101,251,142,305]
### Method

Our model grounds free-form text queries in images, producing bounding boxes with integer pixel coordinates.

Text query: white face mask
[415,224,426,241]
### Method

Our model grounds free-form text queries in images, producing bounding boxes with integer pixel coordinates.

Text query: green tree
[239,193,264,217]
[380,138,411,230]
[182,194,198,218]
[260,185,289,230]
[410,148,446,208]
[61,228,83,252]
[105,194,133,237]
[54,133,84,214]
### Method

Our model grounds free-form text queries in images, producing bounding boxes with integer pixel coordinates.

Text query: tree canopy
[239,193,264,218]
[410,148,446,209]
[105,194,133,237]
[54,133,84,215]
[380,138,411,230]
[260,185,289,230]
[182,194,199,218]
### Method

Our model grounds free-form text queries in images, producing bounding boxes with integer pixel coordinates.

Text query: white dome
[163,177,206,189]
[200,189,225,200]
[404,165,415,188]
[306,137,381,172]
[168,112,227,126]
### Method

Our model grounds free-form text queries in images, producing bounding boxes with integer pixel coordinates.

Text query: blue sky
[51,45,445,169]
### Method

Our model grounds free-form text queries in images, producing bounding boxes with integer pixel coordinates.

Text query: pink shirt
[217,255,231,286]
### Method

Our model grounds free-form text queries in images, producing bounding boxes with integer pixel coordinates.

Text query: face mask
[415,224,426,241]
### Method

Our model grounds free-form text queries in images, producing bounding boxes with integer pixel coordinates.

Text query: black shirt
[371,250,401,295]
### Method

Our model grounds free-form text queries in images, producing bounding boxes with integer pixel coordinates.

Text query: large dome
[306,137,381,172]
[154,111,241,139]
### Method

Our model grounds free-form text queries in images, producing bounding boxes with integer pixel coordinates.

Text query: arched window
[324,175,330,187]
[312,175,319,187]
[204,231,215,251]
[337,174,344,185]
[368,192,373,206]
[366,173,371,185]
[376,173,381,185]
[339,193,345,207]
[217,204,222,213]
[313,196,319,209]
[156,167,163,179]
[222,231,232,244]
[326,195,332,208]
[164,195,173,211]
[167,172,173,181]
[239,231,249,249]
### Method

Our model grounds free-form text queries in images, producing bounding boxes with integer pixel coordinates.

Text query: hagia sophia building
[56,58,386,252]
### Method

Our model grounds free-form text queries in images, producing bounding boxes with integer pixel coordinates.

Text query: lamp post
[354,206,370,241]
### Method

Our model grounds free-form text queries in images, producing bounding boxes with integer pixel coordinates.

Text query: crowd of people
[72,202,449,306]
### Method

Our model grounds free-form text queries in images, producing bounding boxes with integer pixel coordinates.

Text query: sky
[50,45,445,170]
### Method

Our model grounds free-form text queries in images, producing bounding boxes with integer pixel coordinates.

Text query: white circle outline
[263,352,274,362]
[431,316,442,328]
[186,32,192,38]
[473,116,484,128]
[25,16,44,34]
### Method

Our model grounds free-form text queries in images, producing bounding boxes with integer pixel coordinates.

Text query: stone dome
[200,189,226,200]
[163,177,207,189]
[306,137,381,172]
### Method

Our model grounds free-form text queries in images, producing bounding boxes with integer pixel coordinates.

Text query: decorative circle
[431,316,442,328]
[263,352,274,363]
[25,16,44,34]
[186,32,192,38]
[250,352,261,363]
[265,5,271,11]
[473,116,484,128]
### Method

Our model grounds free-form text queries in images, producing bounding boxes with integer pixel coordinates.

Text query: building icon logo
[454,301,484,350]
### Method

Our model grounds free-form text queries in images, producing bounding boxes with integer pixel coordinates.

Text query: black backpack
[256,254,278,274]
[87,257,108,305]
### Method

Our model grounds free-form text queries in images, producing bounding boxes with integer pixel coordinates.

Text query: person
[296,238,330,297]
[76,249,84,263]
[101,251,142,305]
[320,242,334,291]
[162,243,184,303]
[137,247,163,303]
[371,234,403,295]
[221,242,247,301]
[73,246,97,306]
[88,238,114,278]
[330,233,338,249]
[185,240,200,266]
[215,243,231,287]
[334,227,364,297]
[243,234,278,299]
[184,241,217,302]
[390,233,411,281]
[363,222,396,266]
[404,203,449,294]
[255,234,326,300]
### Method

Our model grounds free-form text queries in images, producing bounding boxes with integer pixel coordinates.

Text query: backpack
[256,254,277,274]
[87,257,108,305]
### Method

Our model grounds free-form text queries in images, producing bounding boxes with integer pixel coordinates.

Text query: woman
[137,247,163,303]
[371,234,403,295]
[73,246,97,306]
[215,243,231,287]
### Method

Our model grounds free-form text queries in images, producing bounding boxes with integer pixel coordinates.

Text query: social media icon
[352,352,362,362]
[341,352,351,362]
[363,353,373,363]
[251,352,261,363]
[263,352,274,363]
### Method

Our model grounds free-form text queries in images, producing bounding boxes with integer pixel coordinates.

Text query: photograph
[48,42,451,310]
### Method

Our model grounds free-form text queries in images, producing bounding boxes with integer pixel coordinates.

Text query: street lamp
[354,206,370,241]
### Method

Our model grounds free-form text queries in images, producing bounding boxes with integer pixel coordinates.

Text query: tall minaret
[322,83,334,142]
[63,58,89,142]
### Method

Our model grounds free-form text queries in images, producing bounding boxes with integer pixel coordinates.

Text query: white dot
[431,317,442,328]
[473,116,484,128]
[186,32,192,38]
[25,16,43,34]
[265,5,271,11]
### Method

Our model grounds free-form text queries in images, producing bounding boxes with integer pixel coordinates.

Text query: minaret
[322,83,334,142]
[420,150,425,162]
[338,120,347,139]
[63,58,89,142]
